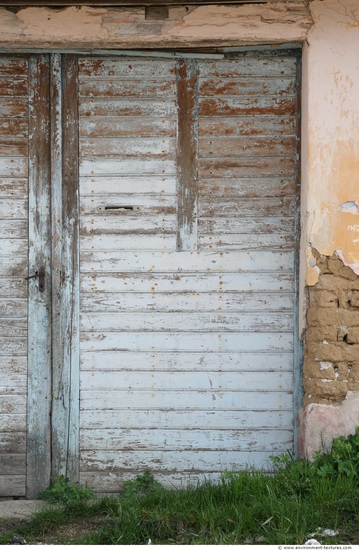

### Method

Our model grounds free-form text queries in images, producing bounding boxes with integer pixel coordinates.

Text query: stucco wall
[299,0,359,458]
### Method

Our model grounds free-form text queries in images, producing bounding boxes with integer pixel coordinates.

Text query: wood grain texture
[51,54,80,483]
[78,52,299,489]
[27,54,52,499]
[0,56,29,498]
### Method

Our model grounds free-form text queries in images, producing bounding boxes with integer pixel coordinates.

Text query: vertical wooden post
[27,55,52,498]
[176,59,199,251]
[51,54,80,482]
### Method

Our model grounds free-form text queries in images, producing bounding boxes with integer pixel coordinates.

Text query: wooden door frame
[27,53,80,498]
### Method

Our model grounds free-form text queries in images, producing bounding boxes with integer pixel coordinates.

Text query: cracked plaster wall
[299,0,359,459]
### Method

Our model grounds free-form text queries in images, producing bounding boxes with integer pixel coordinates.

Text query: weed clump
[37,475,94,505]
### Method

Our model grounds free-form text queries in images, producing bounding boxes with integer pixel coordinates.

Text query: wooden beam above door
[0,0,303,5]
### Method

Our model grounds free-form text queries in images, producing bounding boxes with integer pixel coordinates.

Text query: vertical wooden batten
[176,59,198,251]
[27,54,52,498]
[51,54,80,482]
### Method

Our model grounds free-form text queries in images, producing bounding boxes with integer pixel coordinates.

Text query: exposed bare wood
[199,116,296,137]
[176,59,198,251]
[0,5,311,50]
[27,54,52,499]
[51,54,80,484]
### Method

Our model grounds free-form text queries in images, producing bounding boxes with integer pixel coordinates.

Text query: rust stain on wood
[176,59,198,251]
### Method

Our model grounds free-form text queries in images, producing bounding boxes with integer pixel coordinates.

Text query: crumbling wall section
[303,249,359,407]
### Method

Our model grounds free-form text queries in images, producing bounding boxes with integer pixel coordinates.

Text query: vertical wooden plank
[176,59,198,251]
[27,54,52,498]
[51,54,80,482]
[293,50,303,458]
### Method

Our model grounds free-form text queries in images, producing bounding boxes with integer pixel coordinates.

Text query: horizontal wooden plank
[80,331,293,352]
[0,373,26,393]
[0,137,28,156]
[0,416,26,438]
[199,136,296,158]
[0,219,27,238]
[199,96,296,116]
[79,98,176,118]
[198,57,297,79]
[80,193,175,214]
[80,311,293,332]
[198,216,295,235]
[80,390,293,411]
[80,250,294,273]
[80,449,287,472]
[0,394,26,414]
[0,475,25,496]
[79,58,175,78]
[81,137,175,157]
[80,350,293,372]
[0,117,28,137]
[80,176,176,195]
[0,432,26,453]
[0,98,28,118]
[0,319,27,337]
[80,272,294,293]
[198,177,296,198]
[199,116,296,137]
[0,78,27,97]
[0,454,26,475]
[0,158,28,177]
[0,178,27,198]
[80,117,176,138]
[80,370,293,392]
[0,59,28,77]
[79,78,175,98]
[80,428,292,452]
[199,233,294,250]
[0,355,26,373]
[0,253,27,276]
[80,158,176,177]
[80,214,176,236]
[0,298,27,324]
[80,408,293,430]
[0,277,27,297]
[199,157,295,178]
[81,234,176,251]
[199,198,295,221]
[81,291,294,313]
[0,238,27,256]
[0,337,26,354]
[199,77,295,97]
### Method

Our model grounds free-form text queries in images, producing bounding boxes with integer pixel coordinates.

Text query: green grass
[2,431,359,545]
[1,467,358,545]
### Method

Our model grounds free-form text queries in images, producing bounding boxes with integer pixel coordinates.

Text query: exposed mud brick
[327,257,344,276]
[349,291,359,308]
[316,274,359,292]
[303,252,359,405]
[307,342,359,363]
[346,328,359,344]
[303,378,347,400]
[334,362,349,381]
[303,359,335,380]
[305,326,338,343]
[348,363,359,390]
[307,309,359,327]
[308,289,339,308]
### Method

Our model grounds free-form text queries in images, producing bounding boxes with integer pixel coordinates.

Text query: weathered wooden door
[77,51,301,491]
[0,49,300,498]
[0,54,79,498]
